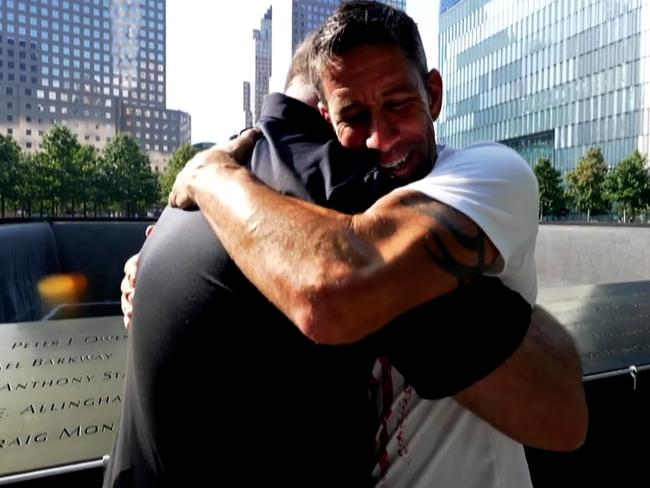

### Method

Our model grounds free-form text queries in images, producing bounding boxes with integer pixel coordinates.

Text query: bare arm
[454,305,588,451]
[170,132,588,451]
[170,132,496,345]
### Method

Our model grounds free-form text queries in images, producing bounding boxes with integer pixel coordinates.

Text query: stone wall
[537,224,650,288]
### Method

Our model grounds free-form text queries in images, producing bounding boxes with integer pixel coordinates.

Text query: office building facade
[243,80,252,128]
[290,0,407,52]
[291,0,407,53]
[0,0,190,172]
[253,0,407,120]
[439,0,650,172]
[253,6,273,123]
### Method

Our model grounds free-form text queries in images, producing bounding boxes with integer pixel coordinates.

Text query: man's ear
[426,69,443,121]
[318,101,331,123]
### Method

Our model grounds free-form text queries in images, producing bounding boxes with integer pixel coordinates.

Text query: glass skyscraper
[0,0,190,172]
[438,0,650,172]
[291,0,407,52]
[253,6,273,123]
[251,0,407,122]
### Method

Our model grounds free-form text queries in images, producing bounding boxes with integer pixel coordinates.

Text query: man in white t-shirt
[166,2,587,486]
[370,142,538,487]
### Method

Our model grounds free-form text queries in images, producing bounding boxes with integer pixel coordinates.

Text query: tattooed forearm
[398,193,492,286]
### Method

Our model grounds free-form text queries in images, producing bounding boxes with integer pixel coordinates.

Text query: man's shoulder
[403,141,539,237]
[434,142,534,182]
[420,143,537,191]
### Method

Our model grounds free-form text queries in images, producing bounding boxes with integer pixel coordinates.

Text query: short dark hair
[309,1,428,101]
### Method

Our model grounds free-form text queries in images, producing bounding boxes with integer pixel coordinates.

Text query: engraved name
[0,423,116,448]
[84,334,128,343]
[0,361,21,370]
[0,433,48,449]
[19,394,122,416]
[31,353,112,367]
[11,338,74,350]
[0,375,95,393]
[59,422,115,439]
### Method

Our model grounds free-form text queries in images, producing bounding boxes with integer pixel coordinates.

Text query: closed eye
[385,100,410,112]
[341,110,370,126]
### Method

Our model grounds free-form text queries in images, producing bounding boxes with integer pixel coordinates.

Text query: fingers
[168,184,194,208]
[121,253,139,329]
[168,155,201,208]
[124,253,139,287]
[121,287,133,329]
[145,225,155,238]
[227,128,262,163]
[169,130,261,208]
[121,275,134,329]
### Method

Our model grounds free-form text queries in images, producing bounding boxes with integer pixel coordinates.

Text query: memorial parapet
[0,316,126,482]
[1,280,650,485]
[528,281,650,487]
[538,280,650,379]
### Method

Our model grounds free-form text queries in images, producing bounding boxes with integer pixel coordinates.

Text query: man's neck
[284,79,319,108]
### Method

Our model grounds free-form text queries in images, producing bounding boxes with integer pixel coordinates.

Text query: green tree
[18,151,56,217]
[75,144,100,217]
[604,150,649,222]
[565,147,609,222]
[102,133,159,217]
[40,125,82,216]
[0,134,22,218]
[159,143,198,200]
[14,152,42,217]
[534,157,566,220]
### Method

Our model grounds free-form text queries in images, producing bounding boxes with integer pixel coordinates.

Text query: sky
[166,0,440,145]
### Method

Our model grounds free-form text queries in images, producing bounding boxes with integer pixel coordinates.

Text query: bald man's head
[284,33,319,107]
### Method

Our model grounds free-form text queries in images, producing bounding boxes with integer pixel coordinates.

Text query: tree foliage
[102,133,159,217]
[534,157,566,220]
[565,147,609,221]
[0,127,160,219]
[41,125,82,215]
[0,134,22,217]
[4,129,649,225]
[159,143,198,200]
[604,150,649,222]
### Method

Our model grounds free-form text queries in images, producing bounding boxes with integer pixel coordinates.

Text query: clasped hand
[168,128,261,208]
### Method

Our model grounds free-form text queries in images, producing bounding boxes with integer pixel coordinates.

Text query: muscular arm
[170,136,587,451]
[172,141,496,345]
[454,306,588,451]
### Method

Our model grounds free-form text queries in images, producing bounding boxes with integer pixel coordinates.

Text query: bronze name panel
[1,281,650,478]
[539,281,650,377]
[0,316,127,479]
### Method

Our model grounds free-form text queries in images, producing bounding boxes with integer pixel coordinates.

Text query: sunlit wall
[439,0,650,172]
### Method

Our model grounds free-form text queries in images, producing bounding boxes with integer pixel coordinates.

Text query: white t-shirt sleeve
[403,143,539,304]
